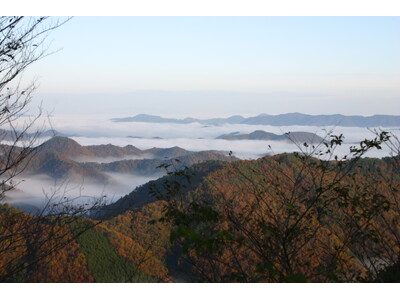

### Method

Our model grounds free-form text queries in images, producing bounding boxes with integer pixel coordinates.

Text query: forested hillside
[1,137,400,282]
[93,142,400,282]
[0,204,165,282]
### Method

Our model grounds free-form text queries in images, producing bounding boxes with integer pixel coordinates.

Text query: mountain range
[6,136,237,183]
[112,113,400,127]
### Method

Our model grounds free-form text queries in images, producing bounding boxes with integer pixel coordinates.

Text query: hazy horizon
[18,16,400,117]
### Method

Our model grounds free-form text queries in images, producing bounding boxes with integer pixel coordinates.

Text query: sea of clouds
[4,172,159,214]
[33,114,400,159]
[3,114,399,212]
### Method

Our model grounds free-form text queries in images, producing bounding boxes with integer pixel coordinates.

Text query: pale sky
[23,16,400,117]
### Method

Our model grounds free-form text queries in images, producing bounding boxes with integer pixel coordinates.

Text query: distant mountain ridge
[112,113,400,127]
[112,114,246,125]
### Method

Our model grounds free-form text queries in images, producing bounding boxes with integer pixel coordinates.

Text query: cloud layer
[4,172,159,212]
[8,114,399,159]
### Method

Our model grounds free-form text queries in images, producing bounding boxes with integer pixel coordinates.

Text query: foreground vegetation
[1,132,400,282]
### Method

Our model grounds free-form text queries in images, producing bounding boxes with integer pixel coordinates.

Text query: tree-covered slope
[0,204,161,282]
[94,151,400,282]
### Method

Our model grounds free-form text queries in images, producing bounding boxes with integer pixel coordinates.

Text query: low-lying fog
[4,172,160,214]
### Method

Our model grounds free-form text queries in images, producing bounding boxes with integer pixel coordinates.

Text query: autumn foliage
[156,133,400,282]
[0,204,93,282]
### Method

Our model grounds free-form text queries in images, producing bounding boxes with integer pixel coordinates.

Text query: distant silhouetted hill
[112,113,400,127]
[217,130,325,144]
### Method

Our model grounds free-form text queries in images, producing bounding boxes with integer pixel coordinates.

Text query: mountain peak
[37,136,92,158]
